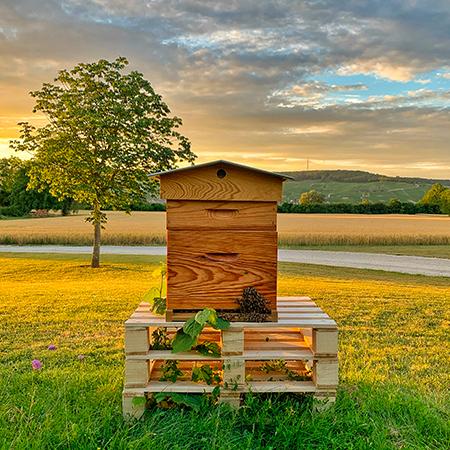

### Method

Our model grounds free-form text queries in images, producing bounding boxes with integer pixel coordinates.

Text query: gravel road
[1,245,449,277]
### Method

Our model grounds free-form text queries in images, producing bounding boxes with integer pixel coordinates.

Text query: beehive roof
[150,160,294,181]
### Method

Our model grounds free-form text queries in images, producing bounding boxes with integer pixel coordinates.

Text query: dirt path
[1,245,449,277]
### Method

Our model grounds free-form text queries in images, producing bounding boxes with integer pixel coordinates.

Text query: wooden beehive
[152,160,292,321]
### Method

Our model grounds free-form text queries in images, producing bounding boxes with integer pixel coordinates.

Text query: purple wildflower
[32,359,42,370]
[77,354,85,361]
[48,344,57,350]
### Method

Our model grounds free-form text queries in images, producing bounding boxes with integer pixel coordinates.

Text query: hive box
[152,160,292,321]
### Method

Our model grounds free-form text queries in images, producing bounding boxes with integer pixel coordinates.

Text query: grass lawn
[0,253,449,449]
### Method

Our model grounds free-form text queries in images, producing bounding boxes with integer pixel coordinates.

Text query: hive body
[155,160,290,320]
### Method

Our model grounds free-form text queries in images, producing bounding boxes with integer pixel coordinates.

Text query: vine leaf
[172,329,197,353]
[213,317,231,330]
[195,308,214,325]
[183,318,203,338]
[195,342,221,358]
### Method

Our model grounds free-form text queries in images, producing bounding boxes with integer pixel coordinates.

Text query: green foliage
[159,360,183,383]
[11,57,195,265]
[143,263,167,315]
[195,342,221,358]
[260,360,311,381]
[0,157,74,215]
[420,183,447,206]
[172,309,230,355]
[150,328,172,350]
[153,393,204,412]
[299,189,325,205]
[172,328,197,353]
[420,183,450,215]
[439,190,450,215]
[191,364,222,385]
[0,156,23,206]
[278,200,440,215]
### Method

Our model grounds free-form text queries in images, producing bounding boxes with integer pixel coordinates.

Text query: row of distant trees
[0,157,74,216]
[294,186,450,214]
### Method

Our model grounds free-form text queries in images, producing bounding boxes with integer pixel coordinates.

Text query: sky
[1,0,450,177]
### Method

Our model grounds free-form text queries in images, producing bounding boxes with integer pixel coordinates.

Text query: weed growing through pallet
[260,359,311,381]
[150,328,172,350]
[143,263,167,315]
[159,360,183,383]
[191,364,222,385]
[195,341,221,358]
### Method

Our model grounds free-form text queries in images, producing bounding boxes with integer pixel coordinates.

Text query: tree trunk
[91,219,101,268]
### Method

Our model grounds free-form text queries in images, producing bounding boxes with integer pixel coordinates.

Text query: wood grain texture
[160,163,283,201]
[167,230,277,310]
[166,200,277,231]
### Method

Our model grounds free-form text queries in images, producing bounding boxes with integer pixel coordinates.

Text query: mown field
[0,253,449,448]
[1,211,450,249]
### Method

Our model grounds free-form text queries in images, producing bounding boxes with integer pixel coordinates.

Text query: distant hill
[281,170,450,204]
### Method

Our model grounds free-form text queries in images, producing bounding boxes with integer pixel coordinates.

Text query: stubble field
[1,211,450,248]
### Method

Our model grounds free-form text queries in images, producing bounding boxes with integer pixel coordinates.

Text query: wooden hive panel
[167,230,277,311]
[160,163,283,201]
[166,200,276,231]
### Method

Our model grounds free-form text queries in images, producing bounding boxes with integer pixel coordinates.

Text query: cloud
[0,0,450,176]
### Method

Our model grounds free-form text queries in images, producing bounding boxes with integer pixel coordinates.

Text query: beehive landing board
[123,296,339,418]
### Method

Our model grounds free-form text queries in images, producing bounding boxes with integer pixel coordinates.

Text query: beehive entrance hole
[216,168,227,178]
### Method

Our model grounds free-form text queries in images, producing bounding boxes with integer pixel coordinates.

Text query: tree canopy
[299,189,325,205]
[11,57,195,266]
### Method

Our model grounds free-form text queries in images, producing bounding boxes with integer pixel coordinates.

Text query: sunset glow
[1,1,449,176]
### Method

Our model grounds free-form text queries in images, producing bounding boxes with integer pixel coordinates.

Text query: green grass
[0,253,449,449]
[283,180,434,203]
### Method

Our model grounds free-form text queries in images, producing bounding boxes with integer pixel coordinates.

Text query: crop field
[283,180,439,203]
[0,253,449,448]
[1,211,450,248]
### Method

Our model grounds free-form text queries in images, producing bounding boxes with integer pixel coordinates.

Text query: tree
[439,190,450,215]
[11,57,195,267]
[0,156,23,206]
[299,189,325,205]
[420,183,447,207]
[8,162,74,216]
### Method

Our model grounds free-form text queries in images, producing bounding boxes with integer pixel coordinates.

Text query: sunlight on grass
[0,254,449,448]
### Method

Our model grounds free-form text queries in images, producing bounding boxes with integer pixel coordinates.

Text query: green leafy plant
[159,360,183,383]
[172,308,230,354]
[153,393,204,412]
[150,328,172,350]
[143,263,167,315]
[195,342,221,358]
[260,359,311,381]
[191,364,222,385]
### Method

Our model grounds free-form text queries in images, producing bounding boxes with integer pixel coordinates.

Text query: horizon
[1,1,450,177]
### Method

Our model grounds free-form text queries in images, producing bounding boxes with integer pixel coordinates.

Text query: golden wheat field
[1,211,450,246]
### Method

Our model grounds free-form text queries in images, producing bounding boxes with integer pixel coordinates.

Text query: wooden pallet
[122,296,338,419]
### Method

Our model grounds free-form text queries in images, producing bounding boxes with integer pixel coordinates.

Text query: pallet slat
[126,348,315,361]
